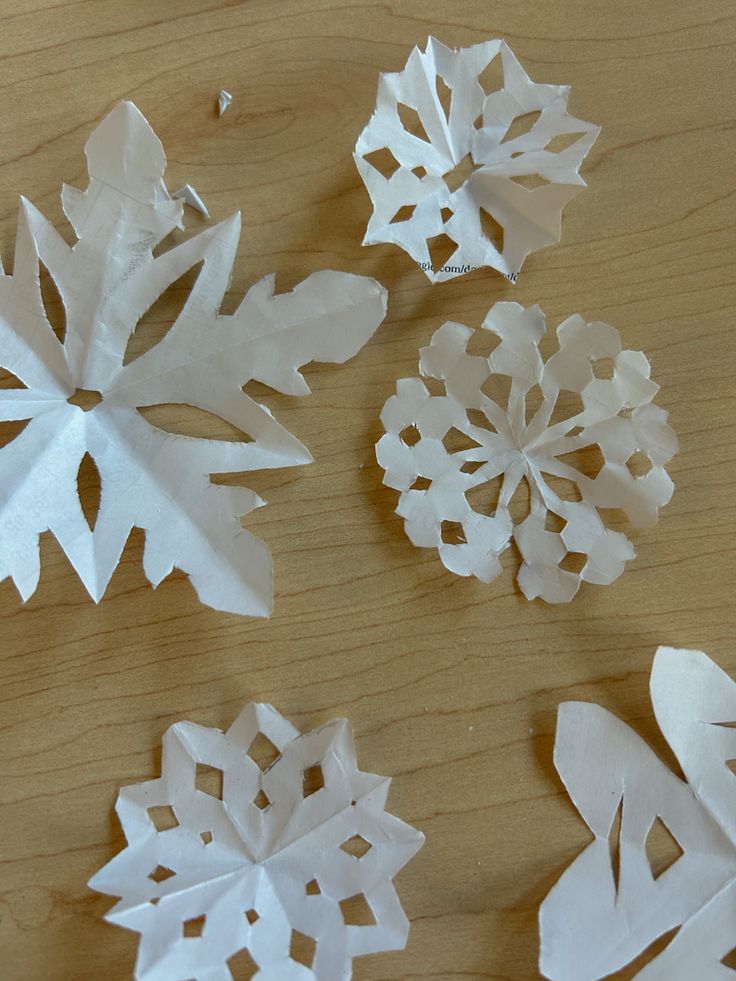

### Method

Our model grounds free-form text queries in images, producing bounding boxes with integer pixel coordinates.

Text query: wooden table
[1,2,734,978]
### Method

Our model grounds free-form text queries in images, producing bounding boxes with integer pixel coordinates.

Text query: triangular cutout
[247,731,281,771]
[645,816,684,880]
[123,262,203,366]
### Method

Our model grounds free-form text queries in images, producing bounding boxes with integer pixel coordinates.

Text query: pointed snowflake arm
[0,406,93,601]
[83,408,273,615]
[539,701,736,981]
[0,203,71,402]
[114,269,387,402]
[651,647,736,846]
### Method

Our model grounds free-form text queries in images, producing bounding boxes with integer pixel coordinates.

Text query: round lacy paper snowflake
[354,37,600,283]
[376,302,677,603]
[89,703,424,981]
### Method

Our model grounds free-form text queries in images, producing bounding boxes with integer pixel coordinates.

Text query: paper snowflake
[540,647,736,979]
[354,37,600,283]
[89,702,424,980]
[0,101,386,615]
[376,302,676,602]
[0,102,386,616]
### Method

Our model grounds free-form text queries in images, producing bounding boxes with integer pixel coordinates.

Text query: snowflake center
[67,389,103,411]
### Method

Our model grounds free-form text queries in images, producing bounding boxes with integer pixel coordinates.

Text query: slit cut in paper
[376,302,676,602]
[89,702,424,980]
[0,101,387,615]
[354,37,600,283]
[540,647,736,979]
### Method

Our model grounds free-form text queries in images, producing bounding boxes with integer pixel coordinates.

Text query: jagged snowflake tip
[0,101,387,615]
[89,702,424,981]
[354,37,600,283]
[376,301,676,603]
[540,647,736,979]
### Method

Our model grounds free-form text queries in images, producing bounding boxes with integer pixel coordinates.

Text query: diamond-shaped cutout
[200,830,213,845]
[148,864,175,884]
[148,804,179,832]
[245,908,259,925]
[399,424,421,447]
[305,878,321,896]
[302,764,325,798]
[389,204,416,224]
[195,763,223,800]
[183,914,206,938]
[626,450,653,478]
[253,789,270,810]
[340,834,372,859]
[339,892,376,926]
[247,732,281,772]
[440,520,466,545]
[290,929,317,968]
[227,947,258,979]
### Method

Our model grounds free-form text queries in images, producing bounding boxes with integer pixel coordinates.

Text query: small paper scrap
[376,302,676,602]
[540,647,736,978]
[355,37,600,283]
[172,184,210,218]
[218,89,232,116]
[89,702,424,980]
[0,101,387,615]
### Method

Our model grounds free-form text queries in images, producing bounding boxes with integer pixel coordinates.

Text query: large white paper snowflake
[354,37,600,283]
[376,302,676,602]
[540,647,736,979]
[0,101,387,615]
[89,702,424,980]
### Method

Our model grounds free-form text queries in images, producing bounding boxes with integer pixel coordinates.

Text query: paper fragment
[355,37,599,283]
[540,647,736,979]
[0,102,387,615]
[89,702,424,980]
[217,89,233,116]
[172,183,210,218]
[376,302,676,602]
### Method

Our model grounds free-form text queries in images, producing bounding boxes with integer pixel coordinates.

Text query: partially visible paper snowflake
[89,702,424,980]
[0,101,387,615]
[376,302,676,602]
[540,647,736,979]
[354,37,600,283]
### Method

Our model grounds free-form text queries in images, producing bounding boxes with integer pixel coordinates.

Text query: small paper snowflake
[376,302,676,602]
[0,101,386,615]
[540,647,736,979]
[354,37,599,283]
[89,702,424,980]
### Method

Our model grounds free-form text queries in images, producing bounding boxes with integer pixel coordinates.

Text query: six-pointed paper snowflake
[0,101,387,615]
[540,647,736,979]
[89,702,424,981]
[376,302,676,602]
[354,37,600,283]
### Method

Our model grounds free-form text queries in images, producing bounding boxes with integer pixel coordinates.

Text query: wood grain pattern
[1,1,735,978]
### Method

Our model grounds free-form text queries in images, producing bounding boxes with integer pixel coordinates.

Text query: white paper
[376,302,676,602]
[0,101,387,615]
[540,647,736,979]
[172,184,210,218]
[355,37,600,283]
[218,90,232,116]
[89,702,424,981]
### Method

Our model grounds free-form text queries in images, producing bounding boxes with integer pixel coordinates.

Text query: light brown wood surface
[1,1,735,978]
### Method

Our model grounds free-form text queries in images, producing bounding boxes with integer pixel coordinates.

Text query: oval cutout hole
[77,452,102,530]
[137,404,254,443]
